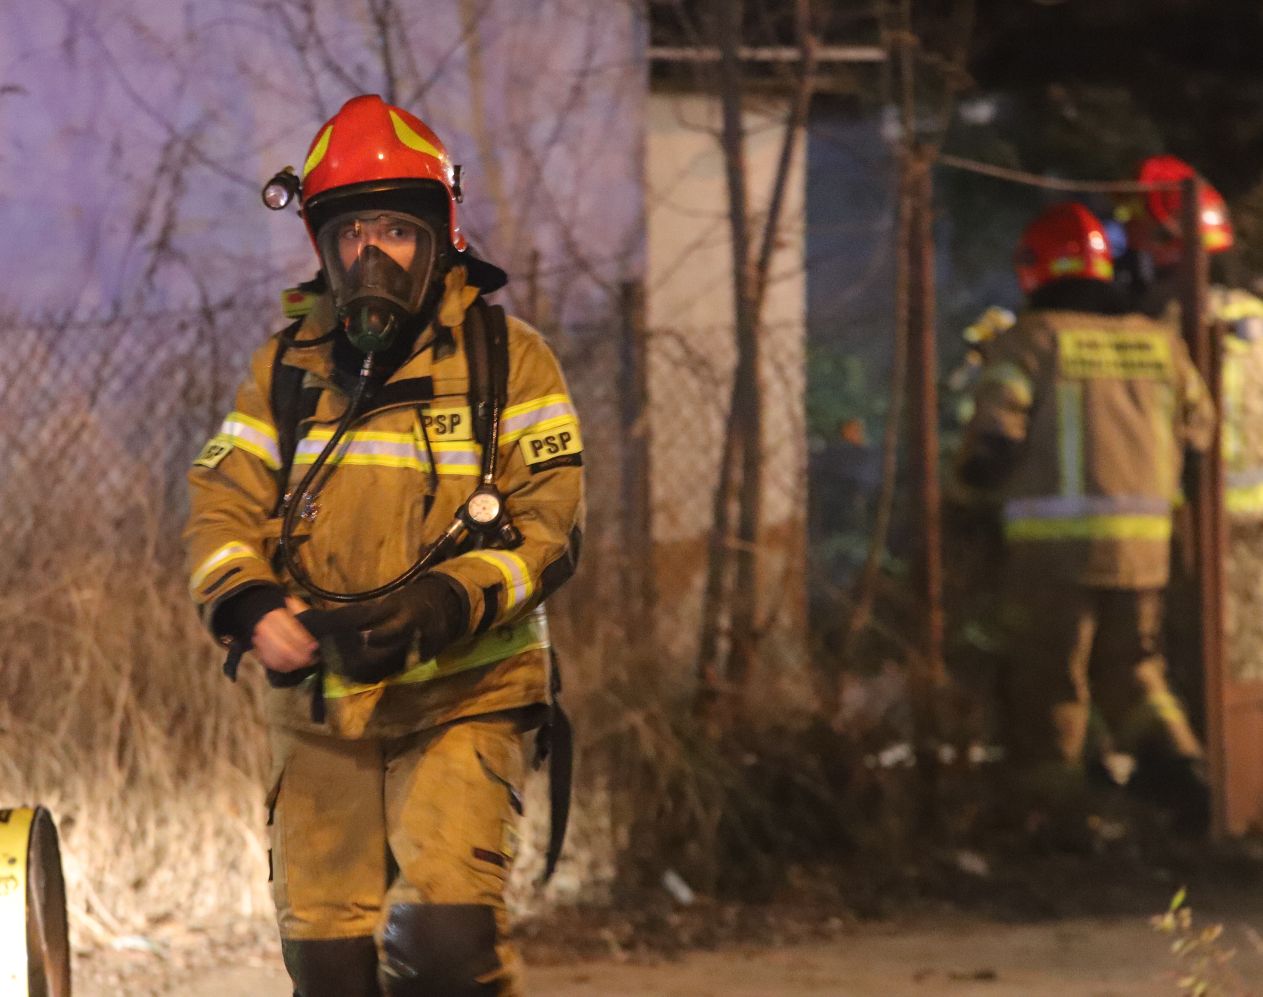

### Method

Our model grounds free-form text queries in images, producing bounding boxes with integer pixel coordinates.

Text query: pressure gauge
[465,489,503,527]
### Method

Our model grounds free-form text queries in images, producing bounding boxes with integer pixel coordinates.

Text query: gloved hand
[297,574,466,685]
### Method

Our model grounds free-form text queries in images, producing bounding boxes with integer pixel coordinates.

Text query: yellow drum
[0,809,69,997]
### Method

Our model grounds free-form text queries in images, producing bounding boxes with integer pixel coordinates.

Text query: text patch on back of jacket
[1058,329,1174,381]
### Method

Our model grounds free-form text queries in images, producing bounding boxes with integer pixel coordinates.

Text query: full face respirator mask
[316,210,440,353]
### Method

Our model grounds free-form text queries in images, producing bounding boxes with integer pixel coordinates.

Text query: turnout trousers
[266,714,529,996]
[1001,579,1203,810]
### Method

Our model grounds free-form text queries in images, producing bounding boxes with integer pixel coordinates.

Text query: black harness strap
[355,377,435,418]
[536,650,573,882]
[269,323,323,518]
[461,300,509,448]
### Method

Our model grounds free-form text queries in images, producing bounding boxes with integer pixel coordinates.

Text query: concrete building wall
[0,1,645,326]
[645,89,808,675]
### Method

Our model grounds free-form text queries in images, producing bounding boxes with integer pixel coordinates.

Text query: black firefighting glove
[211,583,288,647]
[297,574,467,685]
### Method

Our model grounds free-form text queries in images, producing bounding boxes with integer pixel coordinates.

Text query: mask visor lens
[317,211,438,314]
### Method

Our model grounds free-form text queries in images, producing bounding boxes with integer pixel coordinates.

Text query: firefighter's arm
[956,326,1038,489]
[1174,337,1216,454]
[182,341,292,644]
[431,318,586,635]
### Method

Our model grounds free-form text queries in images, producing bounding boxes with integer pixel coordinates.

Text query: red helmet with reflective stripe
[300,94,466,252]
[1014,202,1114,296]
[1134,155,1233,264]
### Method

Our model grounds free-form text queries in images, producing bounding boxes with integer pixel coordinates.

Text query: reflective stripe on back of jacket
[965,308,1214,588]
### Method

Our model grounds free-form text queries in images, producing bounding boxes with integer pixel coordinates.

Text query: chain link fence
[0,294,625,587]
[0,300,263,551]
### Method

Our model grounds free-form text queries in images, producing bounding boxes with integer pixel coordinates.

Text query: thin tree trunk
[695,412,740,710]
[459,0,518,264]
[715,0,763,693]
[733,0,817,690]
[695,0,818,705]
[367,0,399,105]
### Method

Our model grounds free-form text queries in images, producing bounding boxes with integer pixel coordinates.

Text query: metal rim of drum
[26,808,70,997]
[0,807,70,997]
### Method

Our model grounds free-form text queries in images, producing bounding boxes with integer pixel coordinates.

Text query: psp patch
[519,422,583,473]
[194,434,234,469]
[420,404,473,441]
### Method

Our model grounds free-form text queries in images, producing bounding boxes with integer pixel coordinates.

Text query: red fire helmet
[1014,202,1114,296]
[1133,155,1233,266]
[299,94,466,253]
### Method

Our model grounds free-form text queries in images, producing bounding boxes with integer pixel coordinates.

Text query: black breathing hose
[277,347,494,604]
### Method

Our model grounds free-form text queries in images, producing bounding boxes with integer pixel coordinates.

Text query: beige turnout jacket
[184,270,585,738]
[964,308,1213,589]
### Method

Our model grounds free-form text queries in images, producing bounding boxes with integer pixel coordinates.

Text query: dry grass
[0,477,274,948]
[0,471,625,948]
[0,401,910,953]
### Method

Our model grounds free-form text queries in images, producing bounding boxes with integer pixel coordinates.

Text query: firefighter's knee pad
[379,903,500,996]
[281,935,380,997]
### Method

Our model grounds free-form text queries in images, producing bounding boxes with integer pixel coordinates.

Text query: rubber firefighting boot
[1128,753,1211,838]
[283,936,381,997]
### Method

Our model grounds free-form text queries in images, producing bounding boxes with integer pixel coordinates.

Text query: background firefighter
[1117,155,1263,710]
[183,94,584,997]
[959,201,1215,843]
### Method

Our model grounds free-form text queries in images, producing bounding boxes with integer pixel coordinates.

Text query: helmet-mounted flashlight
[262,167,302,210]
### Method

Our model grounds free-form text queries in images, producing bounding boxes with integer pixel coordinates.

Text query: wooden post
[906,149,945,827]
[1179,176,1227,837]
[619,279,656,642]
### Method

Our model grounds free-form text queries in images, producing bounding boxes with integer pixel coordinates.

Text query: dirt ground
[71,910,1263,996]
[69,841,1263,996]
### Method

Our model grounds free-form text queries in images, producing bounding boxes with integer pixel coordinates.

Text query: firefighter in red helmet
[1118,155,1263,521]
[185,94,584,996]
[959,201,1215,844]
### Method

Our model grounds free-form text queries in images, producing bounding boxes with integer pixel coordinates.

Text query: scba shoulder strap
[461,298,510,448]
[268,322,321,517]
[267,295,510,498]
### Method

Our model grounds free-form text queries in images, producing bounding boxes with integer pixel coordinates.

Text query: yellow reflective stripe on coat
[295,429,429,471]
[500,394,578,443]
[465,549,534,610]
[294,430,481,474]
[189,541,264,592]
[1005,494,1172,541]
[1151,384,1176,502]
[322,608,549,701]
[219,411,281,469]
[1055,382,1085,498]
[0,807,33,993]
[1222,341,1247,467]
[1227,471,1263,517]
[1005,515,1172,542]
[429,441,481,475]
[1210,286,1263,322]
